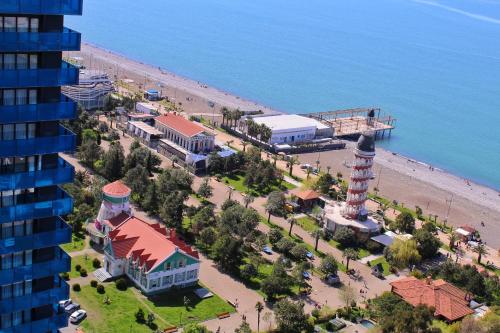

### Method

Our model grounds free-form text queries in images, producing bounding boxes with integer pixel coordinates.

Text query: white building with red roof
[154,113,215,171]
[104,216,200,294]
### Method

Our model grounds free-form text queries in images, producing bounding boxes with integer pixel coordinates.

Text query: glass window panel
[16,54,28,69]
[17,17,28,32]
[2,223,12,239]
[25,220,32,235]
[1,158,14,174]
[15,124,26,140]
[2,124,14,140]
[24,250,32,265]
[1,254,12,270]
[28,89,37,104]
[16,89,27,105]
[29,54,38,69]
[13,282,23,297]
[3,90,15,106]
[1,313,12,329]
[14,157,26,173]
[4,17,16,32]
[23,309,31,323]
[1,284,12,300]
[13,221,24,237]
[24,280,32,295]
[30,18,39,32]
[27,157,35,172]
[12,311,22,326]
[13,252,23,267]
[3,54,15,69]
[27,123,36,138]
[2,190,14,207]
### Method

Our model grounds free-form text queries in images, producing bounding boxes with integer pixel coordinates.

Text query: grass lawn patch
[369,257,391,276]
[222,171,296,197]
[296,216,319,233]
[73,283,234,332]
[61,233,86,253]
[357,248,370,259]
[69,253,101,278]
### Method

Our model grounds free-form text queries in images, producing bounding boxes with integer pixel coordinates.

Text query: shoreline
[73,42,500,247]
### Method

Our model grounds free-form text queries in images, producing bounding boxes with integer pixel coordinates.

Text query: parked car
[306,251,314,260]
[325,273,341,286]
[302,271,311,279]
[262,246,273,255]
[58,299,72,308]
[64,302,80,314]
[300,163,311,169]
[69,309,87,324]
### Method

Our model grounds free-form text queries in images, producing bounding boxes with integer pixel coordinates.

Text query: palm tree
[473,243,488,264]
[311,229,324,252]
[448,231,458,250]
[306,167,312,179]
[241,141,249,152]
[288,156,299,178]
[326,166,331,175]
[221,107,229,126]
[243,193,255,208]
[287,217,296,236]
[343,248,358,271]
[255,301,264,333]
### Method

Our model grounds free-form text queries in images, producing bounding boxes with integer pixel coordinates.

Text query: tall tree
[473,243,489,264]
[311,229,324,251]
[265,191,286,222]
[273,299,312,333]
[287,217,296,236]
[255,302,264,333]
[392,211,416,234]
[343,248,358,271]
[197,177,213,200]
[102,141,125,181]
[387,239,421,269]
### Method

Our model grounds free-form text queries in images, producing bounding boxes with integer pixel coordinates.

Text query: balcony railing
[0,61,79,88]
[0,248,70,285]
[0,158,74,191]
[0,28,81,52]
[0,126,76,158]
[0,217,71,254]
[0,95,77,123]
[0,278,69,314]
[0,0,82,15]
[0,187,73,223]
[0,311,68,333]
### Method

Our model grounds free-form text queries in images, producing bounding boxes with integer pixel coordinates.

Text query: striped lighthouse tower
[342,132,376,220]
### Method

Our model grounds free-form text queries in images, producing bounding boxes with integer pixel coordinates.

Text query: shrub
[333,226,356,247]
[311,308,320,318]
[75,264,82,272]
[268,228,283,245]
[90,280,98,288]
[115,278,128,291]
[240,264,258,281]
[72,283,81,292]
[108,130,120,141]
[96,284,105,294]
[61,272,69,281]
[135,308,145,323]
[366,240,384,253]
[79,268,87,277]
[92,258,101,269]
[275,238,295,254]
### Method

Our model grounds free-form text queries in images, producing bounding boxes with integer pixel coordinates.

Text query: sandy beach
[69,43,500,249]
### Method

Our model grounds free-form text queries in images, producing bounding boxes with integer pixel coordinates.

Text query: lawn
[61,233,87,253]
[72,283,234,332]
[368,257,391,276]
[69,253,101,278]
[222,171,296,197]
[296,216,319,233]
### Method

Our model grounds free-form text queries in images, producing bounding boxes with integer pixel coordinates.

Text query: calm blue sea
[66,0,500,189]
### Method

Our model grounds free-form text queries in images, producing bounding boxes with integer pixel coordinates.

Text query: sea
[66,0,500,190]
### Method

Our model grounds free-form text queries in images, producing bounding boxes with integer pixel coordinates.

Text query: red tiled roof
[104,212,131,229]
[390,277,474,321]
[109,216,198,272]
[155,114,204,137]
[103,180,131,197]
[296,189,320,201]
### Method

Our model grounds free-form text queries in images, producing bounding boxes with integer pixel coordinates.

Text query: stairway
[93,268,113,282]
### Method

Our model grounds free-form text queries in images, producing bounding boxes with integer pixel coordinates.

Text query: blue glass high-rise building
[0,1,82,331]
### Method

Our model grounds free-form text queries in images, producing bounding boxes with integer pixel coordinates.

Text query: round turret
[356,132,375,153]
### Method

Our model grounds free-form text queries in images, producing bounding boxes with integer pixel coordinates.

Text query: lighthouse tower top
[96,180,132,227]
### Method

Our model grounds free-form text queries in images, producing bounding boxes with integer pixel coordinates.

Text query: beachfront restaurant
[127,121,164,149]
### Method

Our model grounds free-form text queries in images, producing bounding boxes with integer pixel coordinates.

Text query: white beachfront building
[251,114,333,145]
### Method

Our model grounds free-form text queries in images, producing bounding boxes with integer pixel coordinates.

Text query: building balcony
[0,95,77,124]
[0,28,81,52]
[0,311,68,333]
[0,158,74,191]
[0,0,82,15]
[0,126,76,158]
[0,187,73,223]
[0,61,79,89]
[0,278,69,314]
[0,217,71,254]
[0,248,70,285]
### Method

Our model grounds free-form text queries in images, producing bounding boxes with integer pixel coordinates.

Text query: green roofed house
[103,216,200,294]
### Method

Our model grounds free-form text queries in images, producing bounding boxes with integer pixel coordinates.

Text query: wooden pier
[306,108,396,140]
